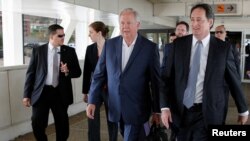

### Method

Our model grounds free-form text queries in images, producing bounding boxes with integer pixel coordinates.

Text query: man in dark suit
[160,3,248,141]
[161,21,189,73]
[86,8,161,141]
[23,24,81,141]
[215,25,240,73]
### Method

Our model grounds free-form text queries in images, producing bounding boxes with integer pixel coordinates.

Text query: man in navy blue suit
[86,8,161,141]
[161,21,189,73]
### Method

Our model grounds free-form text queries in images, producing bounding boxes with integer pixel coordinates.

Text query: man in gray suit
[160,3,248,141]
[86,8,161,141]
[23,24,81,141]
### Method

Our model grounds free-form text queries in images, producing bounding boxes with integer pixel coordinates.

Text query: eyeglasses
[57,34,65,38]
[215,31,224,34]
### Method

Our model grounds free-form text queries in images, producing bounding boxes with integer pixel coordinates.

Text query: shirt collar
[122,34,138,47]
[192,34,210,47]
[48,42,61,51]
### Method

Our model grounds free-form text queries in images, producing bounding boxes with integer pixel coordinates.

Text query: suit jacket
[88,34,161,124]
[82,43,99,94]
[24,43,81,106]
[160,34,248,126]
[161,43,173,74]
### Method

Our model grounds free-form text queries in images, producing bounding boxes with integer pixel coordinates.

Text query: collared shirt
[45,43,61,85]
[192,34,210,104]
[122,34,138,71]
[162,34,249,116]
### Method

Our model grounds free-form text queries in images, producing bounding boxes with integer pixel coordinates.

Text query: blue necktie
[183,41,203,108]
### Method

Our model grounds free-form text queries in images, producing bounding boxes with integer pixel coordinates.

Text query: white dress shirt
[192,34,210,104]
[122,35,137,71]
[45,43,61,85]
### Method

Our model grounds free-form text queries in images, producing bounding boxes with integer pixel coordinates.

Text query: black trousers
[31,85,69,141]
[177,104,208,141]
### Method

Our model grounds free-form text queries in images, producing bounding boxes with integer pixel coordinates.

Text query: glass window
[23,15,62,64]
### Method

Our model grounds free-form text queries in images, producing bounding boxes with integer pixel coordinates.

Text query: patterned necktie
[52,48,59,87]
[183,41,203,108]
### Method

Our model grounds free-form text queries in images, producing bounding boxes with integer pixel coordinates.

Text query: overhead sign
[213,4,237,14]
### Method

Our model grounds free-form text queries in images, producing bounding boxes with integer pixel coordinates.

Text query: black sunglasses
[57,34,65,38]
[215,31,224,34]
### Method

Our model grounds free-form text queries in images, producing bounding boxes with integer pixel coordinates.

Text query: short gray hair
[119,8,140,22]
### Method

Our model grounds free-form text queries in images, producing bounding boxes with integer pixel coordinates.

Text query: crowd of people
[22,3,249,141]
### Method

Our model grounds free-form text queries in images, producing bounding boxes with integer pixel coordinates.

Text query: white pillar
[75,22,89,59]
[2,0,23,66]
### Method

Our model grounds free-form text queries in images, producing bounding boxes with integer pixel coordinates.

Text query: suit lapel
[184,35,193,80]
[123,35,143,73]
[116,36,123,73]
[42,44,48,73]
[204,36,216,83]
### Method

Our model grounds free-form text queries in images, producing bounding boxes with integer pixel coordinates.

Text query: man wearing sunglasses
[23,24,81,141]
[215,25,240,73]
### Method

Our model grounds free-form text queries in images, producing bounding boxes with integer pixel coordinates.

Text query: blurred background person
[215,25,240,73]
[161,21,189,72]
[82,21,118,141]
[169,32,176,43]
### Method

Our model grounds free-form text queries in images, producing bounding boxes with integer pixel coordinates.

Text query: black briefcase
[146,123,168,141]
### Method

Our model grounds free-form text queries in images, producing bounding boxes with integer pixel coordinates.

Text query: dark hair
[170,32,176,36]
[48,24,64,35]
[190,3,214,29]
[176,21,189,32]
[89,21,109,38]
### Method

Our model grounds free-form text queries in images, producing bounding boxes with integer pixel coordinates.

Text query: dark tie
[52,48,59,87]
[183,41,203,108]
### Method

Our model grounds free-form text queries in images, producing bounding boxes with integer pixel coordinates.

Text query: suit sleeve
[161,45,168,74]
[88,43,107,105]
[150,44,161,113]
[23,48,37,98]
[225,45,249,113]
[160,41,175,109]
[82,47,92,94]
[67,48,81,78]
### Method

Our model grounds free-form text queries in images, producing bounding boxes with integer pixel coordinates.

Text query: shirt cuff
[239,111,249,116]
[161,107,170,111]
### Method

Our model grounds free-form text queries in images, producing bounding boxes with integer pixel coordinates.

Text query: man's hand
[161,109,172,129]
[151,113,161,125]
[83,94,88,103]
[246,70,250,78]
[86,104,96,119]
[60,62,69,76]
[23,98,31,107]
[238,115,248,125]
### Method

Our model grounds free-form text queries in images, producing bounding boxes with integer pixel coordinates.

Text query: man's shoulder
[165,43,173,48]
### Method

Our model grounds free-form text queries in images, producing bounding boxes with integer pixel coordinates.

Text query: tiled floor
[13,83,250,141]
[12,108,124,141]
[12,106,250,141]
